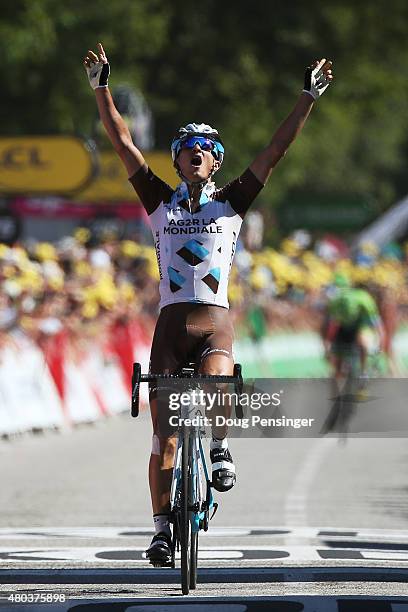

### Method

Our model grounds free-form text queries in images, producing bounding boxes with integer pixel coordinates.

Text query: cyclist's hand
[84,42,110,90]
[303,58,333,100]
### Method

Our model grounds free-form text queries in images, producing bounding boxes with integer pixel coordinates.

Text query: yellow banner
[77,151,178,202]
[0,137,96,194]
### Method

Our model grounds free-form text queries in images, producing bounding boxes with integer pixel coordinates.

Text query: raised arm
[84,43,145,178]
[250,59,333,185]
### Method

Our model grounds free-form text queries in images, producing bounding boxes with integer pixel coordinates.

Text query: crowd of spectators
[232,229,408,337]
[0,225,407,354]
[0,228,158,355]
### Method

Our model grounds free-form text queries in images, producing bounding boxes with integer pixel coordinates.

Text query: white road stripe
[1,545,408,563]
[2,525,408,541]
[284,438,337,527]
[0,527,250,539]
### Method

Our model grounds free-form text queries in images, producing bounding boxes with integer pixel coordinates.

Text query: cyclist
[84,43,333,565]
[324,274,384,383]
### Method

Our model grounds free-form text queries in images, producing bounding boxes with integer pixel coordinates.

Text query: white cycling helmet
[171,123,225,164]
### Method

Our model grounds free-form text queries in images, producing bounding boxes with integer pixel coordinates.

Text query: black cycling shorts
[333,324,359,350]
[149,302,234,379]
[148,303,234,436]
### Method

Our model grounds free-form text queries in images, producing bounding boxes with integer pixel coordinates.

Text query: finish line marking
[1,545,408,564]
[1,526,408,540]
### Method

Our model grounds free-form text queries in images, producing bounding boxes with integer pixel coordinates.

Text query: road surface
[1,409,408,608]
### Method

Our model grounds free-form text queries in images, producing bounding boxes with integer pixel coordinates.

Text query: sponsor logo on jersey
[164,217,222,235]
[154,231,163,280]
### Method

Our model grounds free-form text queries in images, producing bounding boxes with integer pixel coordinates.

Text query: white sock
[210,436,228,450]
[153,513,171,537]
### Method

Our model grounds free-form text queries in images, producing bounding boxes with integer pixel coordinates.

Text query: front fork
[195,433,218,532]
[170,426,217,548]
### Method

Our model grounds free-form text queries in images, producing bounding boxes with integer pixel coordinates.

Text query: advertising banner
[77,151,178,202]
[0,136,97,194]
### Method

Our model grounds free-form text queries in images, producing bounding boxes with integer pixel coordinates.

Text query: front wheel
[180,426,191,595]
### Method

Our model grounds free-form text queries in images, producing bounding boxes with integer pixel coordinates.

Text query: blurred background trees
[2,0,408,214]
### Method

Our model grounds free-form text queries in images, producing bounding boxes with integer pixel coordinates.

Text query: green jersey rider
[84,42,333,566]
[324,274,384,381]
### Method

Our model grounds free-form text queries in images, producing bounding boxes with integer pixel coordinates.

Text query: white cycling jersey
[129,165,263,310]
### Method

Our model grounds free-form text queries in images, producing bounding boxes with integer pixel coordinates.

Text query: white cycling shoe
[145,532,172,567]
[210,447,236,492]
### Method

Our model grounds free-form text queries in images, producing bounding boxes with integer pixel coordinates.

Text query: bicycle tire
[189,434,199,589]
[180,426,190,595]
[190,530,198,589]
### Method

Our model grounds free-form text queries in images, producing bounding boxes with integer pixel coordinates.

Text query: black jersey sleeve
[129,164,174,215]
[216,168,264,217]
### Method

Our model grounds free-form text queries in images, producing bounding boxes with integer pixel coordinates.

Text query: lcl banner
[77,150,178,202]
[0,136,97,194]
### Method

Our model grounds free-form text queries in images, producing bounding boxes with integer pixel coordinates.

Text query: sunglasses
[179,136,215,152]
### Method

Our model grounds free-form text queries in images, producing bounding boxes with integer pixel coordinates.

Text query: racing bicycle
[322,340,385,438]
[131,361,243,595]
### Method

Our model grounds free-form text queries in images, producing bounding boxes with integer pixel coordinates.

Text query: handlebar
[131,363,244,419]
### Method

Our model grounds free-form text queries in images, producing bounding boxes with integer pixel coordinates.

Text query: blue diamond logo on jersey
[177,239,209,266]
[202,267,220,294]
[168,266,186,293]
